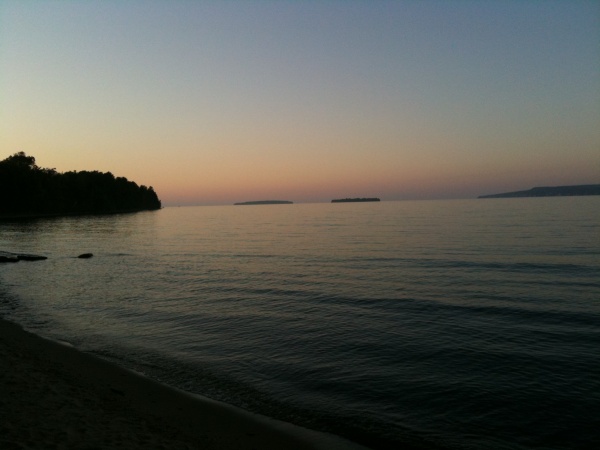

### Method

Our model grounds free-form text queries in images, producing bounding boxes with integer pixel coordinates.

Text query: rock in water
[0,251,46,263]
[17,254,48,261]
[78,253,94,259]
[0,253,19,263]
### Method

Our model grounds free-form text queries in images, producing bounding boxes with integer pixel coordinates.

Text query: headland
[478,184,600,199]
[0,152,161,218]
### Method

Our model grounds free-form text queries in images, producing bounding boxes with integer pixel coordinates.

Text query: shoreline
[0,208,161,222]
[0,317,368,450]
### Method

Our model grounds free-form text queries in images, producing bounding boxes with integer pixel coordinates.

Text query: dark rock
[78,253,94,259]
[17,254,48,261]
[1,251,46,263]
[0,255,19,263]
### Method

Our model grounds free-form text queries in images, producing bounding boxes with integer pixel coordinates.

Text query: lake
[1,198,599,449]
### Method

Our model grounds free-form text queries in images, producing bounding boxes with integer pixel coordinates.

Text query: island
[331,198,380,203]
[0,152,161,218]
[234,200,293,205]
[478,184,600,199]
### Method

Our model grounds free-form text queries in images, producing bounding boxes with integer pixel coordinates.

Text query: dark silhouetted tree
[0,152,161,215]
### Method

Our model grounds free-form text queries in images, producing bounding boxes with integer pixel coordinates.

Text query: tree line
[0,152,161,216]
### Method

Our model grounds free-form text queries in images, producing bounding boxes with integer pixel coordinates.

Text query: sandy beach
[0,318,367,450]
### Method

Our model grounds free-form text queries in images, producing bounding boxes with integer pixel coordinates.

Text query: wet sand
[0,318,367,450]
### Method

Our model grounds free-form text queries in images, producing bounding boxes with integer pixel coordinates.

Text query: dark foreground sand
[0,318,368,450]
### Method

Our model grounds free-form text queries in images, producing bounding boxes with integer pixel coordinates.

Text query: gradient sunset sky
[1,1,598,205]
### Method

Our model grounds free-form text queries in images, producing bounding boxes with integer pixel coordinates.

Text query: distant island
[0,152,161,218]
[331,198,380,203]
[478,184,600,199]
[234,200,293,205]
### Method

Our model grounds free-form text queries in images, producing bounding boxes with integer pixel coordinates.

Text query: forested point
[478,184,600,198]
[0,152,161,217]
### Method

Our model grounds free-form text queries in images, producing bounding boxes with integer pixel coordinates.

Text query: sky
[1,0,599,205]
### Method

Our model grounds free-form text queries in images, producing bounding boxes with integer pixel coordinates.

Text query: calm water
[1,199,599,450]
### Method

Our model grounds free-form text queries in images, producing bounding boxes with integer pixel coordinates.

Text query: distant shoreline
[0,208,161,222]
[234,200,293,205]
[479,184,600,199]
[331,198,380,203]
